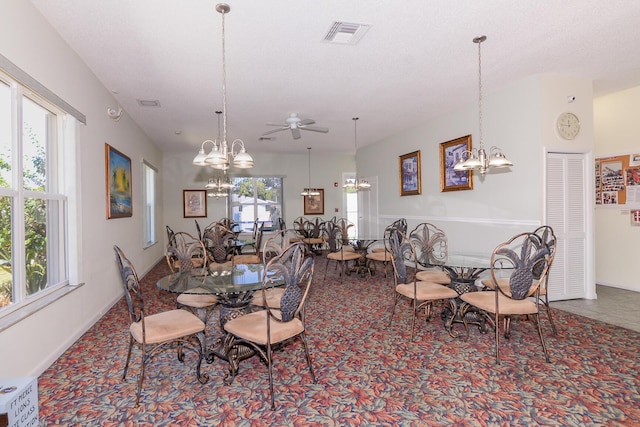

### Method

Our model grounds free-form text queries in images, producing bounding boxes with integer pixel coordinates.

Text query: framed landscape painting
[399,150,421,196]
[440,135,473,192]
[105,143,132,219]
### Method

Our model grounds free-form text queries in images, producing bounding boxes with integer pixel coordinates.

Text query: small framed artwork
[105,143,133,219]
[440,135,473,192]
[399,150,421,196]
[304,189,324,215]
[183,190,207,218]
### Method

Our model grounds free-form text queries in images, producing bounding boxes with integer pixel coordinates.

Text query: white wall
[594,86,640,291]
[358,74,596,301]
[358,76,546,253]
[162,150,354,242]
[0,1,164,376]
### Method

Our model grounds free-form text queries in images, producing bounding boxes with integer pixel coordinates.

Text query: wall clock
[556,112,580,140]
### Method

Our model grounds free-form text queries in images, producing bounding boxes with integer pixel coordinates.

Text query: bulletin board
[595,153,640,206]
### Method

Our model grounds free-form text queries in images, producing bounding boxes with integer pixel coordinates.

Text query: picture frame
[440,135,473,192]
[183,190,208,218]
[399,150,422,196]
[303,189,324,215]
[105,143,132,219]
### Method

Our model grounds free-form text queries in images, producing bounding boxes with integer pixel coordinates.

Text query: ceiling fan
[262,113,329,140]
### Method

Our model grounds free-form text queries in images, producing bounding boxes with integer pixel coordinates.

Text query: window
[0,69,73,314]
[342,172,358,237]
[229,177,283,231]
[142,160,157,248]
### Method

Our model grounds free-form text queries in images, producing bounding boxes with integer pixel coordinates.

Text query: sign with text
[0,377,38,427]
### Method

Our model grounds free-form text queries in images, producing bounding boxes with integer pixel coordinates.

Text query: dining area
[110,216,561,412]
[33,214,640,425]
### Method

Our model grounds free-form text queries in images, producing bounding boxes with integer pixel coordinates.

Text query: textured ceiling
[31,0,640,155]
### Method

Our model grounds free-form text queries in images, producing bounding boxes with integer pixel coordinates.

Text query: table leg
[441,272,489,338]
[205,293,257,370]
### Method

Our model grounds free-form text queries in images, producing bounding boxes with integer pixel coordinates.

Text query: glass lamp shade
[192,148,207,166]
[357,179,371,189]
[301,188,320,196]
[488,150,513,168]
[205,149,227,166]
[233,150,254,168]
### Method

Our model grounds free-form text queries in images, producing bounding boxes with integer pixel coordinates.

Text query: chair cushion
[224,310,304,345]
[251,287,285,308]
[233,254,260,264]
[366,252,391,262]
[371,247,389,254]
[130,310,204,344]
[460,291,538,315]
[327,251,363,261]
[415,270,451,284]
[177,290,218,308]
[396,281,458,301]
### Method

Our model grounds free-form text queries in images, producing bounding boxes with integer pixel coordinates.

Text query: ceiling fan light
[358,179,371,189]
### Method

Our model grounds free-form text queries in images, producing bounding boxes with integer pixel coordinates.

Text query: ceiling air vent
[137,99,161,107]
[323,22,370,45]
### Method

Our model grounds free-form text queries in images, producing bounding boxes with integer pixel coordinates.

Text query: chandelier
[453,35,512,176]
[192,3,254,170]
[301,147,320,196]
[205,173,234,198]
[343,117,371,191]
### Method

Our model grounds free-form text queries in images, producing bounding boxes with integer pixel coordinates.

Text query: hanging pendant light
[192,3,254,170]
[453,35,512,176]
[301,147,320,196]
[343,117,371,191]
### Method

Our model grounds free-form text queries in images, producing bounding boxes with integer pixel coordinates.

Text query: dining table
[418,251,493,337]
[348,236,383,277]
[156,263,284,371]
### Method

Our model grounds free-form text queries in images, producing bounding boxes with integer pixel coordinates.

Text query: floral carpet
[38,256,640,426]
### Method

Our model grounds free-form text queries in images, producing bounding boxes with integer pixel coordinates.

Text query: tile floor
[551,285,640,332]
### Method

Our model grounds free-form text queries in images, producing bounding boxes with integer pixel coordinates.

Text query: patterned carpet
[38,256,640,426]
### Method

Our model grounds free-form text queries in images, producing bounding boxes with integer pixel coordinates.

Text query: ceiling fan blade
[298,118,315,126]
[262,127,288,136]
[299,125,329,133]
[291,127,302,140]
[266,122,287,127]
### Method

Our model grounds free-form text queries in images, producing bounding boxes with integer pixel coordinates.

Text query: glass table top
[156,263,283,296]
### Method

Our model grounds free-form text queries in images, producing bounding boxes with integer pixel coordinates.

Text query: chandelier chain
[477,37,483,149]
[221,9,227,145]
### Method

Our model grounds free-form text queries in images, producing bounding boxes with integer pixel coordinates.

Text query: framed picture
[183,190,208,218]
[440,135,473,192]
[399,150,421,196]
[303,189,324,215]
[105,143,132,219]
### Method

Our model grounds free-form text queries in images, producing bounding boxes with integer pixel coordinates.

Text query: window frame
[141,159,158,248]
[228,176,284,231]
[0,67,74,319]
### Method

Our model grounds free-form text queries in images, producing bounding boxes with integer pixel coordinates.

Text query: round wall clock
[556,112,580,140]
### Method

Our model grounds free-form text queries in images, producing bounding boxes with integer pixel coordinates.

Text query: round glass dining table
[157,263,283,368]
[156,263,283,324]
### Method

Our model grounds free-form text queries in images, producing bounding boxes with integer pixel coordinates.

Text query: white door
[546,152,587,300]
[358,176,378,237]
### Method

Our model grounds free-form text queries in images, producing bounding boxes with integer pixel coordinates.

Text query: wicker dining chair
[460,232,552,364]
[114,245,208,406]
[223,241,317,409]
[409,222,452,285]
[388,229,458,341]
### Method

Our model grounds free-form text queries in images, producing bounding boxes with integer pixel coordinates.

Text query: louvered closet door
[546,152,587,300]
